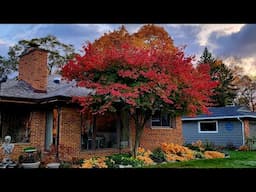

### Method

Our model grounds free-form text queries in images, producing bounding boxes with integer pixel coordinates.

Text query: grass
[147,151,256,168]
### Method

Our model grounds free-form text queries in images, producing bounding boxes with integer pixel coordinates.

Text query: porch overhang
[0,95,72,105]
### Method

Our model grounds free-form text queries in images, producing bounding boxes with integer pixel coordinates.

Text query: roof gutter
[237,117,245,145]
[182,115,256,121]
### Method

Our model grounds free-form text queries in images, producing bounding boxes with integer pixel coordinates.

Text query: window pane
[152,110,161,126]
[81,113,118,150]
[200,122,216,132]
[151,110,171,127]
[0,110,30,143]
[161,114,170,126]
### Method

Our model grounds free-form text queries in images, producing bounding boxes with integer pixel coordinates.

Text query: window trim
[198,121,218,133]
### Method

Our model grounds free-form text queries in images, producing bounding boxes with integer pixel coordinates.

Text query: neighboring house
[182,106,256,147]
[0,46,183,161]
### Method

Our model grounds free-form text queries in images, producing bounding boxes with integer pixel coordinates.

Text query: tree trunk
[120,109,130,149]
[92,116,97,150]
[133,124,143,158]
[131,109,151,158]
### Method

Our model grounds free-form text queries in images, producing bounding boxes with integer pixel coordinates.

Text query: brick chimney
[18,45,48,93]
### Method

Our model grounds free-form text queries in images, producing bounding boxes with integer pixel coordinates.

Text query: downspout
[237,117,245,145]
[56,106,61,159]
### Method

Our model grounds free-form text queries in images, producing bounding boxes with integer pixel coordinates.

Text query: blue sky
[1,24,255,77]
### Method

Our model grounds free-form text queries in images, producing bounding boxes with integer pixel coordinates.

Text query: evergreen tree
[198,47,237,106]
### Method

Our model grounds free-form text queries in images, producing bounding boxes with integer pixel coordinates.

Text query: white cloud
[76,24,113,34]
[0,38,13,47]
[94,24,113,34]
[0,39,6,45]
[13,24,48,40]
[166,24,200,28]
[224,56,256,77]
[125,24,142,33]
[197,24,245,47]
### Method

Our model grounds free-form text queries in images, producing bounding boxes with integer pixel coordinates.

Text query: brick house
[0,46,183,162]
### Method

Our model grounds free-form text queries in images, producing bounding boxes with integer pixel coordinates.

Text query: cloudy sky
[0,24,255,77]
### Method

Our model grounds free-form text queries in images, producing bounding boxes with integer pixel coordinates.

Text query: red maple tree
[62,25,217,157]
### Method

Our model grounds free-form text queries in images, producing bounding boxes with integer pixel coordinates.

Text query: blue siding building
[182,106,256,147]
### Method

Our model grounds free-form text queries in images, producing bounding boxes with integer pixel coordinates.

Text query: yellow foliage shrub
[192,140,205,151]
[238,145,249,151]
[160,143,195,161]
[137,147,152,156]
[137,155,154,165]
[81,157,107,168]
[137,147,154,165]
[204,151,225,159]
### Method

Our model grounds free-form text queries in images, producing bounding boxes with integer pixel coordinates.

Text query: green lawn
[147,151,256,168]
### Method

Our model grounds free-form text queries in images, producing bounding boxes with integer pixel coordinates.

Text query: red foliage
[62,41,216,116]
[62,25,218,157]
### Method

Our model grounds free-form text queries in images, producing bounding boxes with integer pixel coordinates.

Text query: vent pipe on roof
[53,77,61,84]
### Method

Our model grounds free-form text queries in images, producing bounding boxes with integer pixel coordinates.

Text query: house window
[151,110,175,128]
[0,109,31,143]
[198,121,218,133]
[81,113,119,150]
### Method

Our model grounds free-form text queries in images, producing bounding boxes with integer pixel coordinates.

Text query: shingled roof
[0,75,91,102]
[182,106,256,121]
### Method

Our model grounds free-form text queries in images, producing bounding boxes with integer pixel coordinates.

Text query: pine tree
[198,47,237,106]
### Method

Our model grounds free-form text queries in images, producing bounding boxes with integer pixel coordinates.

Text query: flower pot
[118,165,133,168]
[22,161,40,168]
[46,163,60,168]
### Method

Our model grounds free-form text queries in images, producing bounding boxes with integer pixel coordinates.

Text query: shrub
[192,140,205,152]
[105,153,143,168]
[204,151,225,159]
[60,161,72,168]
[225,142,237,150]
[203,140,216,151]
[136,147,154,165]
[184,143,201,152]
[150,148,166,163]
[81,157,107,168]
[160,143,194,161]
[194,151,205,159]
[238,145,249,151]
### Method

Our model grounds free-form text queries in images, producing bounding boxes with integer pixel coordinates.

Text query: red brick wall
[18,48,48,92]
[130,116,183,150]
[29,111,46,151]
[244,119,250,138]
[58,107,81,161]
[0,111,46,161]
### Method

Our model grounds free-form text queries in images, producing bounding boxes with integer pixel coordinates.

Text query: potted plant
[42,144,60,168]
[19,147,41,168]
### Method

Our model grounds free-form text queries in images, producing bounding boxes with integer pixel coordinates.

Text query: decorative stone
[22,161,41,168]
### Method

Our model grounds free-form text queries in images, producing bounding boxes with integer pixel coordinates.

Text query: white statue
[1,136,14,163]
